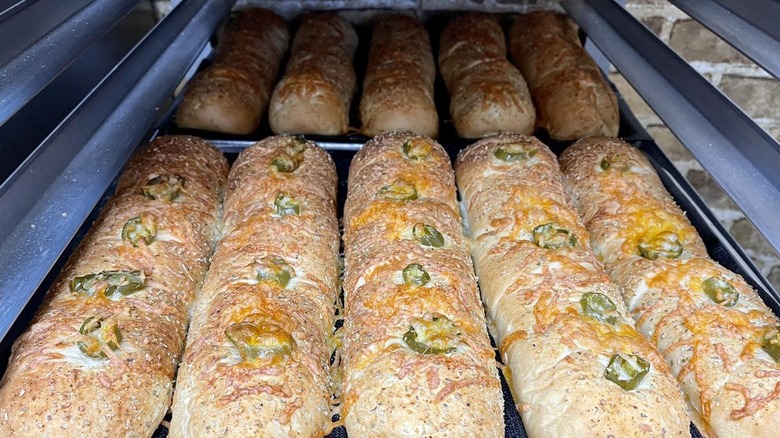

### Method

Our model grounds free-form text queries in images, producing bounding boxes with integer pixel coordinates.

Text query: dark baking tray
[3,13,777,438]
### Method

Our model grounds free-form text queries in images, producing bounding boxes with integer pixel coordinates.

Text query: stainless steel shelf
[563,0,780,255]
[671,0,780,80]
[0,0,236,340]
[0,0,140,126]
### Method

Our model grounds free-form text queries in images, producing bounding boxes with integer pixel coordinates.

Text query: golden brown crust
[456,133,690,437]
[560,137,780,438]
[170,136,339,437]
[176,9,290,134]
[0,136,228,437]
[342,131,504,437]
[509,12,619,141]
[269,14,358,135]
[360,15,438,138]
[439,13,535,138]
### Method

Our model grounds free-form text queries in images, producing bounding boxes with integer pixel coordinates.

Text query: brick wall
[613,0,780,288]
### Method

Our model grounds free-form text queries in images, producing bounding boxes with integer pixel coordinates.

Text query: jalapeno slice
[762,326,780,362]
[274,193,301,216]
[701,277,739,306]
[121,214,157,247]
[142,175,183,201]
[581,292,619,325]
[402,138,432,161]
[600,154,630,172]
[378,182,418,201]
[494,143,538,162]
[77,316,122,359]
[533,223,578,249]
[286,135,308,155]
[70,270,145,298]
[637,231,683,260]
[254,257,295,288]
[403,316,459,355]
[403,263,430,286]
[412,223,444,248]
[225,321,296,362]
[270,155,301,173]
[604,353,650,391]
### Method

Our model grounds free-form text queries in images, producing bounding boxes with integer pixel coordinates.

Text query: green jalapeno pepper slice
[225,321,296,362]
[70,270,145,298]
[533,223,578,249]
[403,316,459,355]
[142,174,183,202]
[413,223,444,248]
[604,353,650,391]
[121,213,157,247]
[637,231,683,260]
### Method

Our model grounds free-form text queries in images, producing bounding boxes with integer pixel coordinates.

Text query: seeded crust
[560,137,780,438]
[360,15,438,138]
[456,133,690,438]
[509,12,619,141]
[176,9,290,134]
[269,14,358,135]
[342,131,504,437]
[0,136,228,437]
[170,136,339,437]
[438,13,535,138]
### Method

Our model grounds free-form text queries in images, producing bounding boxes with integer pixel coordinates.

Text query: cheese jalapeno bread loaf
[438,13,536,139]
[342,132,504,437]
[170,136,340,437]
[560,137,780,438]
[0,136,229,437]
[455,134,690,437]
[176,9,290,134]
[360,15,438,138]
[269,14,358,136]
[509,12,618,141]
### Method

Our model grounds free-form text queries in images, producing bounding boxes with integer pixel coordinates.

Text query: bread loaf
[509,12,618,140]
[560,137,780,438]
[439,13,535,138]
[0,136,228,437]
[170,136,340,437]
[360,15,438,138]
[342,131,504,436]
[176,9,289,135]
[456,133,690,437]
[269,14,358,135]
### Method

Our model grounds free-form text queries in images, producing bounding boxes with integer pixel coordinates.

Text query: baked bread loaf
[360,15,438,138]
[269,14,358,135]
[509,12,618,141]
[0,136,228,437]
[176,9,289,134]
[560,137,780,438]
[439,13,535,138]
[170,136,340,437]
[342,131,504,436]
[456,134,690,437]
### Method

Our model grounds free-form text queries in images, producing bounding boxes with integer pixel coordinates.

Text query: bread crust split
[509,12,619,141]
[456,133,690,438]
[560,137,780,437]
[176,9,290,135]
[342,131,504,437]
[170,135,340,437]
[360,15,438,138]
[0,136,229,437]
[439,13,535,139]
[269,14,358,136]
